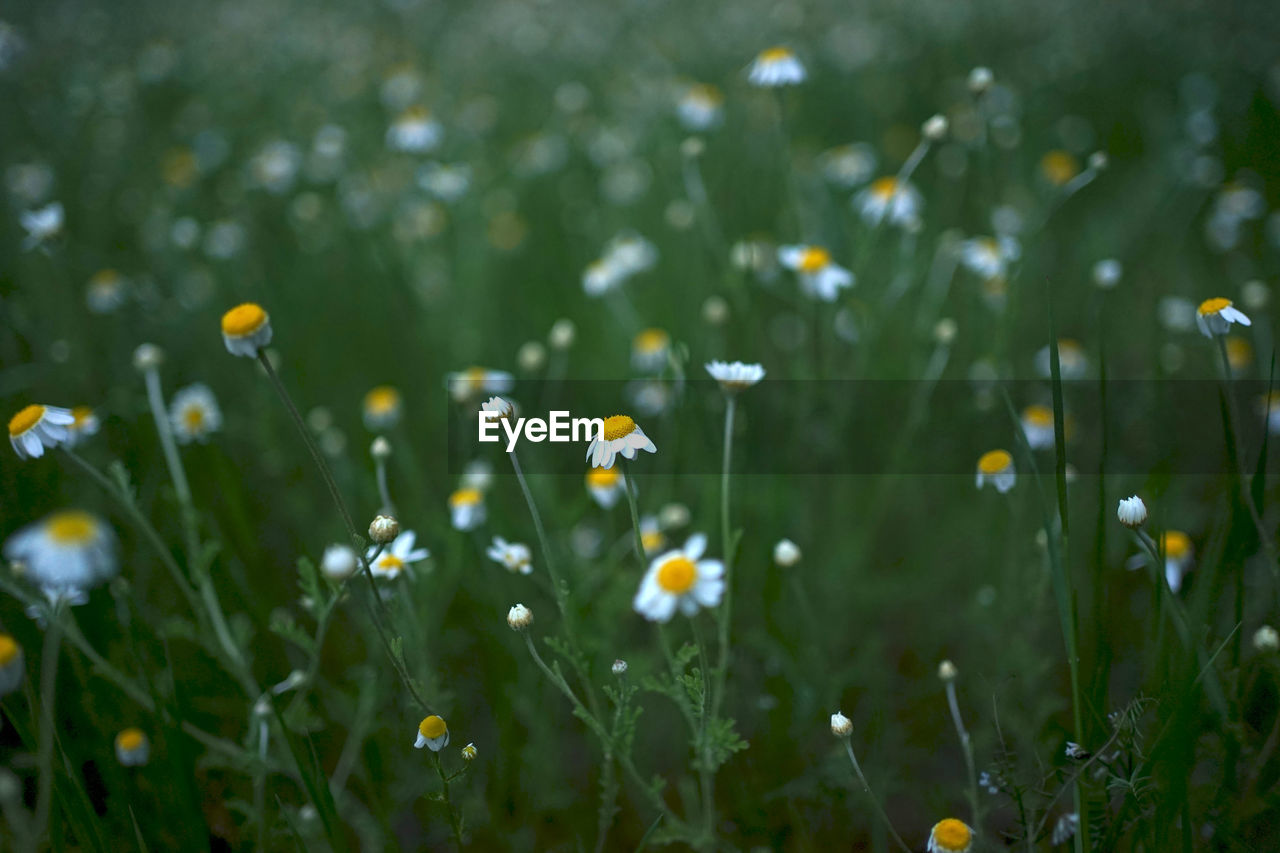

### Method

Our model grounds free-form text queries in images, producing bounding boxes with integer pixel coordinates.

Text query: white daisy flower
[777,245,854,302]
[386,106,442,153]
[640,515,666,556]
[321,544,359,581]
[461,459,494,491]
[958,236,1021,280]
[1020,404,1055,450]
[633,534,725,622]
[853,177,923,228]
[586,415,657,469]
[677,84,724,131]
[64,406,100,448]
[975,449,1015,493]
[1116,496,1147,529]
[586,466,626,509]
[170,383,222,444]
[1034,339,1088,379]
[0,634,24,697]
[928,818,974,853]
[414,715,449,751]
[486,537,533,574]
[447,367,514,402]
[365,529,429,580]
[448,488,486,531]
[8,404,74,459]
[3,509,118,600]
[631,329,671,373]
[705,361,765,392]
[220,303,272,357]
[1195,297,1251,338]
[363,385,403,431]
[86,269,127,313]
[1158,530,1193,592]
[115,728,150,767]
[20,201,64,250]
[604,232,658,277]
[583,257,627,296]
[773,538,801,567]
[417,161,471,202]
[818,143,877,188]
[747,47,806,87]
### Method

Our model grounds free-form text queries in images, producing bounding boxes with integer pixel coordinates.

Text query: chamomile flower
[1034,339,1088,379]
[486,537,533,574]
[447,367,514,402]
[365,529,429,580]
[747,47,806,87]
[86,269,127,313]
[586,466,626,509]
[0,635,24,697]
[633,534,725,622]
[818,143,878,188]
[1226,337,1253,373]
[170,384,222,444]
[677,84,724,131]
[417,161,471,202]
[586,415,657,469]
[321,544,359,581]
[604,232,658,277]
[1116,496,1147,528]
[220,303,272,357]
[706,361,765,392]
[414,715,449,751]
[632,329,671,372]
[975,450,1016,493]
[1159,530,1194,592]
[64,406,100,448]
[363,385,403,430]
[583,257,626,296]
[854,177,923,228]
[958,235,1021,280]
[20,201,64,250]
[928,818,974,853]
[449,488,487,531]
[1040,150,1080,187]
[115,728,150,767]
[9,404,74,459]
[1020,404,1055,450]
[777,245,853,302]
[640,516,666,555]
[386,106,442,153]
[1195,297,1251,337]
[3,510,119,601]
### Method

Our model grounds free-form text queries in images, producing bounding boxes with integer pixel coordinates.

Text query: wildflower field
[3,0,1280,849]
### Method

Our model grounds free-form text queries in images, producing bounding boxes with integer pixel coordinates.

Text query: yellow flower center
[587,467,620,488]
[419,715,447,738]
[978,449,1012,475]
[760,46,793,62]
[633,329,669,354]
[464,367,488,389]
[90,269,121,288]
[978,237,999,256]
[656,555,697,593]
[1198,297,1231,316]
[450,488,482,507]
[1163,530,1191,560]
[1226,337,1252,366]
[365,386,401,414]
[1022,405,1053,428]
[116,728,146,751]
[378,554,405,572]
[602,415,636,441]
[71,406,93,428]
[221,303,268,337]
[1040,150,1079,186]
[931,818,972,851]
[797,247,831,273]
[9,404,45,437]
[642,530,666,552]
[687,84,722,105]
[46,510,97,545]
[182,406,206,431]
[870,176,898,199]
[402,105,431,122]
[0,635,19,666]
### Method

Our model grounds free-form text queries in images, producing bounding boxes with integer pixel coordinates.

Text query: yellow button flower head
[9,404,75,459]
[363,385,403,431]
[747,46,806,87]
[1020,404,1055,450]
[461,742,477,761]
[415,715,450,751]
[115,727,150,766]
[631,328,671,373]
[1195,297,1251,338]
[448,488,487,531]
[1160,530,1194,593]
[975,449,1015,493]
[220,302,272,357]
[928,818,973,852]
[586,466,625,509]
[587,414,657,469]
[633,534,725,622]
[0,634,25,697]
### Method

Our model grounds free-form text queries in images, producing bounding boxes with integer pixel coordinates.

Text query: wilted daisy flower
[461,742,477,761]
[818,143,878,188]
[4,510,119,602]
[1034,339,1087,379]
[415,715,449,751]
[830,711,853,737]
[747,46,805,87]
[928,818,974,853]
[321,544,359,582]
[959,236,1021,280]
[1092,259,1122,289]
[773,538,801,567]
[1040,150,1080,187]
[447,367,514,402]
[1159,530,1193,592]
[854,177,922,228]
[366,529,429,580]
[221,303,272,357]
[387,106,442,153]
[633,534,725,622]
[0,634,24,697]
[640,516,666,555]
[9,404,74,459]
[363,386,403,431]
[115,728,150,767]
[586,466,626,509]
[587,414,657,469]
[448,488,487,531]
[20,201,64,250]
[1064,741,1090,760]
[86,269,127,313]
[64,406,100,448]
[706,361,765,392]
[1225,337,1253,373]
[1020,404,1055,450]
[487,537,533,574]
[632,329,671,373]
[1195,297,1251,337]
[975,450,1016,493]
[1117,496,1147,528]
[777,245,853,302]
[170,384,222,444]
[677,83,724,131]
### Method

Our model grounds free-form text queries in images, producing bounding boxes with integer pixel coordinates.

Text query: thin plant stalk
[432,751,465,848]
[29,613,64,853]
[841,738,912,853]
[944,679,980,829]
[711,395,736,723]
[623,468,647,565]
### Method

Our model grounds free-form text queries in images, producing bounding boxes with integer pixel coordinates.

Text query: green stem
[623,468,647,565]
[945,680,980,831]
[841,739,912,853]
[433,751,465,848]
[29,614,64,853]
[712,396,736,724]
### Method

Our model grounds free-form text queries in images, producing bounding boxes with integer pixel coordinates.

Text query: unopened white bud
[612,659,628,675]
[549,318,576,350]
[507,603,533,630]
[1116,496,1147,529]
[922,114,948,142]
[132,343,164,372]
[321,544,358,581]
[1088,151,1108,171]
[938,660,958,682]
[371,436,392,460]
[830,711,853,737]
[369,514,400,544]
[518,340,547,372]
[968,66,994,94]
[702,295,729,326]
[1254,625,1279,652]
[773,539,801,567]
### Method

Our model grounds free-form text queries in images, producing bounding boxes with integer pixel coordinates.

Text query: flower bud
[369,514,400,544]
[938,660,958,682]
[461,742,477,761]
[922,114,948,142]
[1254,624,1279,652]
[967,66,993,94]
[830,711,853,738]
[132,343,164,372]
[507,603,533,630]
[773,539,801,567]
[612,659,628,676]
[1116,496,1147,529]
[371,436,392,460]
